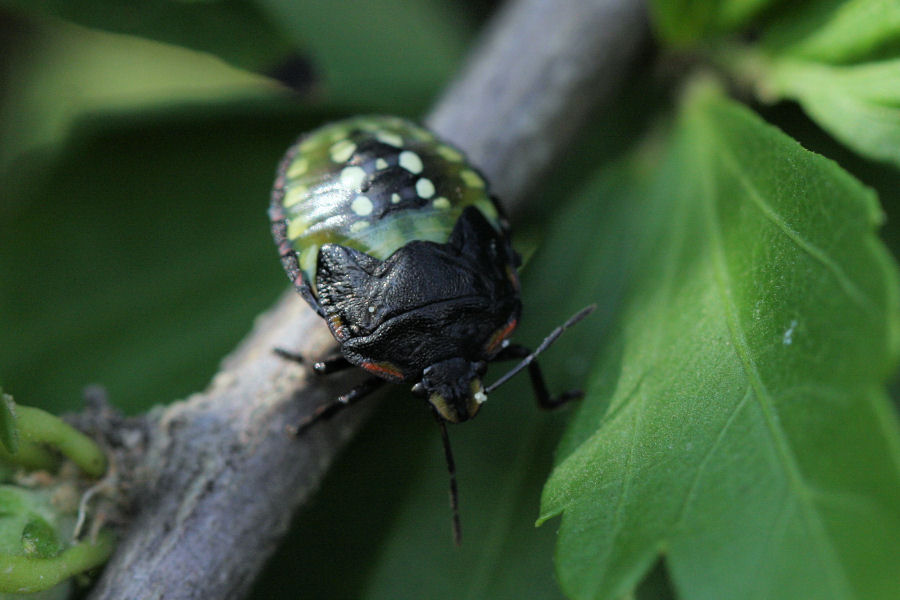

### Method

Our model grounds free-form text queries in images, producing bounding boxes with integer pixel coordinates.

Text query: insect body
[269,116,591,542]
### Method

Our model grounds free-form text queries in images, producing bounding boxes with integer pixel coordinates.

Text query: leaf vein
[674,385,753,529]
[747,490,795,600]
[698,124,855,598]
[717,143,877,317]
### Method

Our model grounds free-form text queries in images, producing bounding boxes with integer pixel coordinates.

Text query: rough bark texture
[87,1,649,598]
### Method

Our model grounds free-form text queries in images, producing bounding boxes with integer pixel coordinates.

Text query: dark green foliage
[0,390,16,454]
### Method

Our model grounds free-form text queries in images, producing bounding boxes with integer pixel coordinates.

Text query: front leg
[274,349,353,375]
[289,376,385,435]
[275,349,381,434]
[492,344,583,409]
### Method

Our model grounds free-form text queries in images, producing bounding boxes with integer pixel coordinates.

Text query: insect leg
[312,354,353,375]
[492,344,583,409]
[289,377,385,436]
[273,349,353,375]
[273,347,306,364]
[296,282,327,318]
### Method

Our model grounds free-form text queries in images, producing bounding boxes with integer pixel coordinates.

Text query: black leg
[273,347,305,364]
[273,348,354,376]
[492,344,583,410]
[312,354,353,375]
[296,281,327,318]
[288,377,385,435]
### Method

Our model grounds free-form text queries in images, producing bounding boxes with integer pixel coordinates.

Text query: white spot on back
[340,166,367,190]
[432,197,451,209]
[436,145,463,162]
[399,151,423,174]
[391,193,402,204]
[416,178,435,199]
[461,169,484,188]
[287,218,306,240]
[368,306,376,314]
[299,246,317,273]
[375,158,389,170]
[286,158,309,178]
[351,195,374,216]
[330,140,357,163]
[298,136,319,152]
[350,220,370,232]
[283,184,308,208]
[375,131,403,147]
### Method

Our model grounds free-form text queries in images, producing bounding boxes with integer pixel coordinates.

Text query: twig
[87,1,648,598]
[427,0,649,205]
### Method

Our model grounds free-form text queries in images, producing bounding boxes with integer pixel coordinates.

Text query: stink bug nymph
[269,116,593,544]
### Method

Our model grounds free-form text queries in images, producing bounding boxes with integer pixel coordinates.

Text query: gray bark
[87,1,648,598]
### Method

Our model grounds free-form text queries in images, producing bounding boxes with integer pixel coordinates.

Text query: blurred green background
[3,1,900,599]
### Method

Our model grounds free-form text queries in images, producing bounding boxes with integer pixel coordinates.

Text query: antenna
[432,304,595,545]
[435,415,462,546]
[486,304,596,394]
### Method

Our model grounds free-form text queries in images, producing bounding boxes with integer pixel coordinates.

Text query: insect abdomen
[269,116,504,288]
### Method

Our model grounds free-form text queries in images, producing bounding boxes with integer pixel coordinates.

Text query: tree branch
[87,1,649,598]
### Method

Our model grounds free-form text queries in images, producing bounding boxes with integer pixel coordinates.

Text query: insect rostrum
[269,116,592,543]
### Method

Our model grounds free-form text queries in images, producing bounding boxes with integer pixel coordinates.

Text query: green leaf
[255,0,470,107]
[0,486,64,557]
[0,487,29,523]
[739,1,900,168]
[0,530,114,594]
[0,17,286,183]
[649,0,777,45]
[0,0,295,74]
[0,106,307,413]
[540,85,900,600]
[1,0,469,108]
[0,390,16,454]
[764,0,900,64]
[21,518,62,559]
[761,57,900,168]
[0,486,111,595]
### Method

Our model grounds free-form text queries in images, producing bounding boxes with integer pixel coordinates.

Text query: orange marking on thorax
[361,361,404,381]
[485,318,518,354]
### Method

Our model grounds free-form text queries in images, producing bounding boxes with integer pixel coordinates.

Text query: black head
[413,358,487,423]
